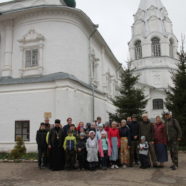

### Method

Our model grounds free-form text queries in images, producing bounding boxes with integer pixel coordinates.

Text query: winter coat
[86,137,98,162]
[98,138,112,157]
[36,129,48,150]
[63,135,77,151]
[128,121,139,141]
[139,120,154,142]
[108,128,120,147]
[165,118,182,141]
[154,122,167,144]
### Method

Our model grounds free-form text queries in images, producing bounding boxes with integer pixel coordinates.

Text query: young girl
[138,136,150,169]
[108,121,120,169]
[86,131,98,170]
[98,131,112,170]
[119,119,131,168]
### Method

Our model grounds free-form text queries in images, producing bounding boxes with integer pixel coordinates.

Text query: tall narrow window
[25,49,39,68]
[15,121,30,141]
[153,99,164,110]
[169,39,174,58]
[135,40,142,59]
[151,37,161,57]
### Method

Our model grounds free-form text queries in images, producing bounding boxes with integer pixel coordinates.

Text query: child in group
[86,131,98,171]
[63,130,77,170]
[138,136,150,169]
[98,131,112,170]
[108,121,120,169]
[97,124,106,140]
[119,119,131,168]
[77,132,87,170]
[36,123,48,169]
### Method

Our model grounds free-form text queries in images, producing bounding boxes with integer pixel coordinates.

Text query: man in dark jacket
[139,114,158,167]
[36,123,48,168]
[48,119,65,171]
[63,117,73,137]
[128,114,139,166]
[164,112,182,170]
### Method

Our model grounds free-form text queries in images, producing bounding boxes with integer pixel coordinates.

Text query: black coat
[128,121,139,141]
[119,126,131,146]
[36,129,48,150]
[48,127,65,148]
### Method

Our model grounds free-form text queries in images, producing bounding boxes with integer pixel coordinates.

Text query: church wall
[0,79,116,152]
[11,13,90,84]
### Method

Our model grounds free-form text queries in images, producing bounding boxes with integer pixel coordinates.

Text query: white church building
[129,0,178,119]
[0,0,122,151]
[0,0,179,152]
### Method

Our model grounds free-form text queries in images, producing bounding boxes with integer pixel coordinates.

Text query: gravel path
[0,153,186,186]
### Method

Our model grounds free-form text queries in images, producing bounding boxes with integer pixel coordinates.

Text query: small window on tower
[25,49,39,68]
[169,39,174,58]
[135,40,142,59]
[151,37,161,57]
[153,99,164,110]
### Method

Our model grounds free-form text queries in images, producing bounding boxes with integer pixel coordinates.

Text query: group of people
[36,112,182,171]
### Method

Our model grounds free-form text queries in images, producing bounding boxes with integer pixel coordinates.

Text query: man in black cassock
[48,119,65,171]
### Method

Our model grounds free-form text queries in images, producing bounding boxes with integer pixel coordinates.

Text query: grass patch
[0,152,37,160]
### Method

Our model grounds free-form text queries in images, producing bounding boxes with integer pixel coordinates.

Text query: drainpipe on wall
[89,24,99,122]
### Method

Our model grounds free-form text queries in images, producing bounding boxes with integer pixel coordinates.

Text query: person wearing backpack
[63,130,77,170]
[164,112,182,170]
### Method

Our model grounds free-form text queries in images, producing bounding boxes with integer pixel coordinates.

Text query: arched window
[135,40,142,59]
[151,37,161,57]
[153,99,164,110]
[169,39,174,58]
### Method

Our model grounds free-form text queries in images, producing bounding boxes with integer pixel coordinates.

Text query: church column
[2,20,13,77]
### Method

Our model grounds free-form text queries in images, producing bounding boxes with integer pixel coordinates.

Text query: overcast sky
[0,0,186,64]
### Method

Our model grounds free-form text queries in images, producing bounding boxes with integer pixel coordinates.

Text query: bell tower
[128,0,179,118]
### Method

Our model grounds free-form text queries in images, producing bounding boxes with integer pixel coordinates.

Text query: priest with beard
[48,119,65,171]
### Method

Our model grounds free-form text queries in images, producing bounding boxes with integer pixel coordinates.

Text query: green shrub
[10,137,26,159]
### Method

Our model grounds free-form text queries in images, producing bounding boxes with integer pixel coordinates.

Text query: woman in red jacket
[108,121,120,169]
[154,116,168,168]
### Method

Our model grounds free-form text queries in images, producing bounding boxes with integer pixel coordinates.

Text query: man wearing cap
[139,114,158,167]
[164,112,182,170]
[128,114,139,167]
[48,119,65,171]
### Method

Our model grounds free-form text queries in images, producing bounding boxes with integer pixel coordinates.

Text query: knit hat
[89,131,95,136]
[80,132,85,137]
[142,113,148,118]
[141,136,146,141]
[98,123,103,128]
[55,119,61,124]
[101,131,107,135]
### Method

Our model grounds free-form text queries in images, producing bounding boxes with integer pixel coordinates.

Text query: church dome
[64,0,76,8]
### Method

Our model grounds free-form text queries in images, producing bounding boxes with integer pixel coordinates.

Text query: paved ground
[0,153,186,186]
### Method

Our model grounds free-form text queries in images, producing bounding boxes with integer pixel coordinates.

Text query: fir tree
[166,39,186,146]
[109,64,147,122]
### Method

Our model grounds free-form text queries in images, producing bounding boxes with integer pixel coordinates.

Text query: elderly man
[139,114,158,168]
[164,112,182,170]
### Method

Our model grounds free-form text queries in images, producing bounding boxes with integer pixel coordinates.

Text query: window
[25,49,39,68]
[151,37,161,57]
[153,99,164,110]
[135,40,142,59]
[15,121,30,141]
[169,39,174,58]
